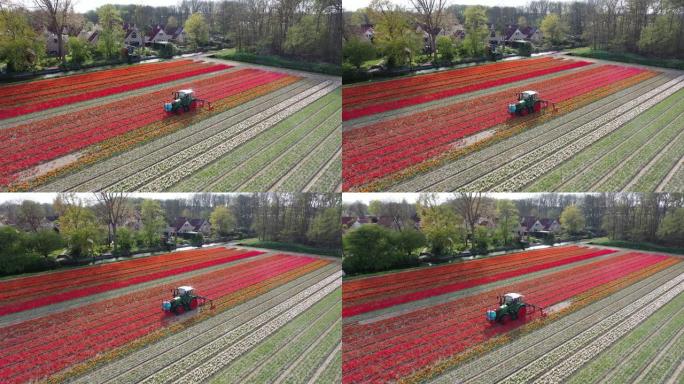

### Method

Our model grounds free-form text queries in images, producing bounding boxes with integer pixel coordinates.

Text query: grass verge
[212,50,341,76]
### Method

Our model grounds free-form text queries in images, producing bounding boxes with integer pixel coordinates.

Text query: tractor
[507,90,555,116]
[163,89,212,113]
[161,286,213,315]
[486,293,537,324]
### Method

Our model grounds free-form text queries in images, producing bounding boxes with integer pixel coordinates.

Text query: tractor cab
[163,89,211,113]
[517,91,538,102]
[508,90,553,116]
[162,285,213,315]
[487,292,527,324]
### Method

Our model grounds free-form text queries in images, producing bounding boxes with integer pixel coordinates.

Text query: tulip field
[341,245,683,383]
[0,246,341,384]
[342,56,684,192]
[0,59,342,192]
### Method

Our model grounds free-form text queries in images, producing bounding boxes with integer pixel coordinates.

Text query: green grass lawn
[211,49,340,76]
[588,237,684,255]
[567,47,684,70]
[238,239,341,257]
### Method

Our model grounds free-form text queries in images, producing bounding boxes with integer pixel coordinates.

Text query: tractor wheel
[175,305,185,315]
[518,306,527,319]
[190,298,199,310]
[500,314,510,325]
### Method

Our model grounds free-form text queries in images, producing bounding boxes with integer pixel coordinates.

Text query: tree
[657,208,684,245]
[517,16,528,28]
[34,0,74,60]
[97,4,124,59]
[560,205,585,235]
[343,37,376,69]
[343,225,399,274]
[58,205,100,258]
[0,9,45,72]
[210,205,236,237]
[115,227,134,255]
[496,200,519,246]
[140,200,166,247]
[454,192,487,248]
[436,35,455,62]
[368,200,382,216]
[28,230,63,258]
[472,226,491,254]
[307,207,342,249]
[166,15,179,31]
[17,200,44,232]
[419,204,464,255]
[94,192,129,251]
[410,0,448,61]
[540,13,568,46]
[185,12,209,48]
[395,228,426,257]
[368,0,422,67]
[67,36,90,65]
[462,6,489,57]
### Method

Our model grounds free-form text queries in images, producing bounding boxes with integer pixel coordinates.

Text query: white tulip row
[462,75,684,191]
[533,281,684,383]
[390,74,670,192]
[39,81,311,192]
[141,271,342,384]
[171,276,342,384]
[499,271,684,384]
[106,80,338,191]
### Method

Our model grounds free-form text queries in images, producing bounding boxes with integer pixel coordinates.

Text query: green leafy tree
[185,13,209,49]
[115,227,134,255]
[140,200,166,247]
[472,226,491,254]
[210,206,236,237]
[560,205,585,235]
[436,35,455,63]
[419,204,464,255]
[540,13,569,46]
[638,16,679,57]
[97,4,124,59]
[496,200,519,246]
[17,200,44,232]
[284,15,320,57]
[368,200,382,216]
[307,207,342,249]
[67,36,90,65]
[395,228,426,257]
[29,230,64,258]
[657,208,684,244]
[368,0,422,68]
[0,9,45,72]
[59,206,100,258]
[343,37,377,69]
[343,225,398,274]
[462,6,489,57]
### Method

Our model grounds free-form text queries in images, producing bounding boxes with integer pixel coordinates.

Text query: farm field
[342,55,684,192]
[0,58,341,192]
[0,246,341,384]
[341,245,683,384]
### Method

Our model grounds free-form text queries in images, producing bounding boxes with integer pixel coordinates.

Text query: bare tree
[34,0,75,60]
[94,192,130,251]
[410,0,448,61]
[453,192,484,247]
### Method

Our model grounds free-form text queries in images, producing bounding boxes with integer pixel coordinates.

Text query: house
[519,216,561,235]
[359,24,374,41]
[124,25,144,46]
[342,215,420,232]
[39,215,60,231]
[146,25,171,44]
[44,29,68,56]
[438,23,466,40]
[503,25,543,43]
[168,217,211,236]
[172,27,187,44]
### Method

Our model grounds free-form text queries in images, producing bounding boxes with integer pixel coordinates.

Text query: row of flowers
[463,75,684,191]
[342,65,646,189]
[0,249,264,316]
[0,69,290,187]
[0,61,231,119]
[349,70,657,192]
[399,256,680,384]
[343,58,577,110]
[342,248,617,317]
[342,252,672,384]
[342,59,592,120]
[344,245,592,303]
[0,254,320,384]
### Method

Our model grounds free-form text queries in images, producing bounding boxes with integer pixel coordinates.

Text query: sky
[342,193,558,204]
[0,193,244,205]
[344,0,536,12]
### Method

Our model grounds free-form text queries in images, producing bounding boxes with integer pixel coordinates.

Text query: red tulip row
[342,248,615,317]
[342,252,671,383]
[0,254,318,384]
[0,248,265,316]
[342,58,591,120]
[344,245,596,306]
[342,65,646,189]
[0,60,232,119]
[0,68,289,186]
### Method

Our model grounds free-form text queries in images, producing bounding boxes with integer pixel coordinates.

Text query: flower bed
[0,68,294,187]
[0,253,322,384]
[341,251,673,383]
[343,65,647,189]
[342,58,591,120]
[0,60,231,119]
[0,248,264,316]
[343,246,614,316]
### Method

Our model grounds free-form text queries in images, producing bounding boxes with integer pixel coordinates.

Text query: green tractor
[163,89,212,113]
[486,293,531,324]
[507,90,554,116]
[161,286,213,315]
